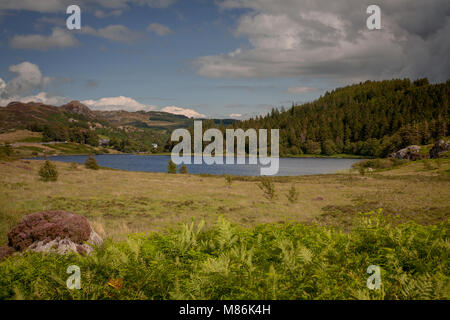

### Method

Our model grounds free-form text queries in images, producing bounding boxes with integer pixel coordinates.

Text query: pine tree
[39,159,58,182]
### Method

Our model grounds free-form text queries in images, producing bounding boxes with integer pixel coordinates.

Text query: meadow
[0,158,449,299]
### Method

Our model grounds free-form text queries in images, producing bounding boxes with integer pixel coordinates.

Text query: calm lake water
[34,154,362,176]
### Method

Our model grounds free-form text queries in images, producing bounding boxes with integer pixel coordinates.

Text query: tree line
[230,78,449,157]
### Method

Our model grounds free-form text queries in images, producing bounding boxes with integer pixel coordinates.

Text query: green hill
[234,78,449,157]
[0,100,237,154]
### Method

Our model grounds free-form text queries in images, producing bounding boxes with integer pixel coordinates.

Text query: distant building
[99,138,110,146]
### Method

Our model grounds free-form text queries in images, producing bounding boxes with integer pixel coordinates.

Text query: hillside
[0,100,236,154]
[0,101,107,132]
[235,78,449,157]
[96,110,192,130]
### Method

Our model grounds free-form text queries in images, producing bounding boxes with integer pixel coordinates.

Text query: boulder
[389,145,423,161]
[2,211,102,260]
[429,140,450,159]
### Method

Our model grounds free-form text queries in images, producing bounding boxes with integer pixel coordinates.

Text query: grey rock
[28,229,103,255]
[429,140,450,159]
[389,145,423,161]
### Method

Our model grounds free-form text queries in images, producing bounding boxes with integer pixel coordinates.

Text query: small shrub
[0,142,13,158]
[258,177,275,200]
[286,184,298,203]
[38,160,58,182]
[85,155,99,170]
[225,175,233,188]
[358,166,366,176]
[352,158,408,172]
[70,162,78,170]
[167,160,177,174]
[179,164,188,174]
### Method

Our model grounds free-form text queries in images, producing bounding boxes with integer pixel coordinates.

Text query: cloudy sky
[0,0,449,118]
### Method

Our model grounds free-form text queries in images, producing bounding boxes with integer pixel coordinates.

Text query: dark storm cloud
[195,0,450,82]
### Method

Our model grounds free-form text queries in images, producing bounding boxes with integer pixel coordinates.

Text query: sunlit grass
[0,159,449,244]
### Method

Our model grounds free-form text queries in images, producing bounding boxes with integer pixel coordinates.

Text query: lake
[34,154,362,176]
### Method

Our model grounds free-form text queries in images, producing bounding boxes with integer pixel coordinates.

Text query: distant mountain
[95,109,236,130]
[60,100,98,119]
[0,100,237,153]
[95,109,193,130]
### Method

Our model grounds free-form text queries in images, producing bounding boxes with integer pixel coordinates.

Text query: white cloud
[80,25,141,44]
[0,61,65,106]
[0,92,68,106]
[195,0,450,82]
[0,0,67,13]
[0,78,6,96]
[161,106,205,118]
[94,9,123,18]
[0,62,53,97]
[82,97,205,117]
[138,0,177,8]
[0,0,177,13]
[10,27,79,50]
[287,87,317,94]
[82,96,157,111]
[229,113,242,118]
[147,23,173,36]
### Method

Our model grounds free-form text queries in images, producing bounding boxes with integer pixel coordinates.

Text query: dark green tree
[85,155,99,170]
[167,160,177,174]
[179,164,188,174]
[39,159,58,182]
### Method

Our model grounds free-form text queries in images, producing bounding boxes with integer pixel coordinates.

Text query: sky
[0,0,449,119]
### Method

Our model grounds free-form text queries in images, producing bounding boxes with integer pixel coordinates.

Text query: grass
[7,142,120,159]
[0,130,42,143]
[0,158,448,300]
[0,158,449,243]
[0,213,448,300]
[286,153,369,159]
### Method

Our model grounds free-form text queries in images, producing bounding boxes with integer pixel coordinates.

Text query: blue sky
[0,1,448,118]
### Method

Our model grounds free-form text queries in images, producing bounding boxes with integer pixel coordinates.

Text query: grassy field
[0,130,43,143]
[0,158,449,243]
[0,158,448,299]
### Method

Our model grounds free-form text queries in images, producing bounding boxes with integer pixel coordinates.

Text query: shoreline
[23,152,368,160]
